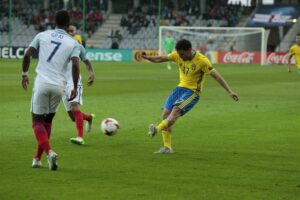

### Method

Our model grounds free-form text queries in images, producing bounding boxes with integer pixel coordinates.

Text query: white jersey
[29,28,80,87]
[65,43,87,86]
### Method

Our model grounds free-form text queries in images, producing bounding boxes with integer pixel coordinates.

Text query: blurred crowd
[19,7,103,37]
[0,1,105,38]
[120,0,248,35]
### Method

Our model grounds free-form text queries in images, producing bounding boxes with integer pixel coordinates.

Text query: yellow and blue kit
[163,51,215,115]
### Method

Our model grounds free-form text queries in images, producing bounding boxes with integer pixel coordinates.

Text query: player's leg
[148,87,178,137]
[152,107,181,133]
[70,101,86,145]
[33,112,55,165]
[70,85,93,127]
[44,113,55,139]
[63,86,85,145]
[83,112,94,133]
[45,84,64,170]
[31,113,46,168]
[31,84,52,167]
[160,109,174,152]
[149,87,199,136]
[67,110,75,121]
[64,100,95,126]
[66,109,94,133]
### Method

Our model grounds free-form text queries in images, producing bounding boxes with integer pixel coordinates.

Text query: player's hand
[135,51,146,62]
[230,92,239,101]
[22,75,29,90]
[68,88,77,101]
[140,51,146,58]
[87,73,95,86]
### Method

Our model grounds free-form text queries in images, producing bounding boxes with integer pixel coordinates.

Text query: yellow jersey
[168,51,215,93]
[74,34,82,44]
[289,45,300,68]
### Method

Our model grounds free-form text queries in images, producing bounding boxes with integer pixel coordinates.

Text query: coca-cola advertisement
[266,52,295,64]
[218,51,261,64]
[216,51,295,65]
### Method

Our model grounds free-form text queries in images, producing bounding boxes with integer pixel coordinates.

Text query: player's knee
[168,108,181,124]
[70,102,80,110]
[162,110,170,120]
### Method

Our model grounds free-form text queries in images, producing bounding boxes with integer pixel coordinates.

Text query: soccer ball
[101,118,120,136]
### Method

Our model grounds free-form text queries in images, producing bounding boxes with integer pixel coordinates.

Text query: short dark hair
[175,39,192,51]
[297,33,300,37]
[55,10,70,27]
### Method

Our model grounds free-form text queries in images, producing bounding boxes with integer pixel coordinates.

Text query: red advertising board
[218,51,261,64]
[266,52,293,64]
[216,51,294,65]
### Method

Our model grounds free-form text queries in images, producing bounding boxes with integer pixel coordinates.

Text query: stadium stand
[92,1,249,50]
[0,1,107,47]
[2,0,298,52]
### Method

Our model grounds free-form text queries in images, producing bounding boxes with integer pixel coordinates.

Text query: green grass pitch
[0,59,300,200]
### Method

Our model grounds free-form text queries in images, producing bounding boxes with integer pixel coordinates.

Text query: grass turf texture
[0,59,300,200]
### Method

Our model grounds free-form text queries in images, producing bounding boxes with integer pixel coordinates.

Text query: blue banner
[247,6,300,27]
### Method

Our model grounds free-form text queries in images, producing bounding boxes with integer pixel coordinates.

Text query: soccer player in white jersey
[21,10,80,170]
[62,25,95,146]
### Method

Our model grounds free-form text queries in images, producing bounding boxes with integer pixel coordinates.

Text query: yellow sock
[162,130,172,149]
[156,120,169,132]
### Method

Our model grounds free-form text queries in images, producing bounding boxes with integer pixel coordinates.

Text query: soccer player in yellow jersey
[139,39,239,154]
[288,34,300,74]
[68,25,83,44]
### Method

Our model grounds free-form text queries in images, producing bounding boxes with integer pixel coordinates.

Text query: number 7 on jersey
[47,41,62,62]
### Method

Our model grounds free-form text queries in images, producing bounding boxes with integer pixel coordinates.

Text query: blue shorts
[163,87,199,116]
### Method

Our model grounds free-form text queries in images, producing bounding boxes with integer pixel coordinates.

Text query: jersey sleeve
[70,45,81,59]
[201,57,215,74]
[75,34,82,44]
[29,33,42,49]
[78,44,87,61]
[167,52,177,62]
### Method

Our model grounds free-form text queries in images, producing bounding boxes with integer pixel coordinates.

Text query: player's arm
[83,59,95,86]
[140,53,169,63]
[21,47,36,90]
[69,44,81,101]
[69,57,80,101]
[210,70,239,101]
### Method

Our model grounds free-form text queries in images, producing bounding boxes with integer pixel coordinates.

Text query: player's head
[167,31,172,37]
[55,10,70,29]
[68,25,77,37]
[296,33,300,45]
[175,39,192,61]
